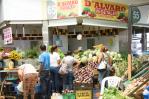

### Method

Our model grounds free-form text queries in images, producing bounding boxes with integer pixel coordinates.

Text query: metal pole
[128,6,133,80]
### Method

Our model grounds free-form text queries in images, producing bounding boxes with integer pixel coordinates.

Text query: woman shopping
[97,46,110,84]
[50,45,61,94]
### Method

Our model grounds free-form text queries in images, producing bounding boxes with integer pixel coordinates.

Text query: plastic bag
[17,81,23,92]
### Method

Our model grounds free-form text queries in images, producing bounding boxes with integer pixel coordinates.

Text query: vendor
[17,63,38,99]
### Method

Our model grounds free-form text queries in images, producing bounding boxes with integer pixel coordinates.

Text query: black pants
[39,70,51,99]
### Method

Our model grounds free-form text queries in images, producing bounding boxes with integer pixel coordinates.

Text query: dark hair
[104,47,108,52]
[66,51,72,56]
[40,45,46,51]
[51,45,58,54]
[100,46,105,52]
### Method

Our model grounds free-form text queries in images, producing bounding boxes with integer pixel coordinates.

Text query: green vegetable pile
[103,87,134,99]
[25,47,39,58]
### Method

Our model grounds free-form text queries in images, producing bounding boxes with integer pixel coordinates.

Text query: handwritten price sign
[3,27,13,45]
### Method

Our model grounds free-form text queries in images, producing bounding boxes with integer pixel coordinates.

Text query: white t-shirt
[50,52,60,67]
[63,56,77,72]
[18,64,37,75]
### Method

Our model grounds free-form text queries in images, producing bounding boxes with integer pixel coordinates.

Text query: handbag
[59,58,68,75]
[98,60,107,70]
[58,63,68,75]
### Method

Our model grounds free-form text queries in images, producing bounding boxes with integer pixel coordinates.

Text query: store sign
[48,0,128,22]
[3,27,13,45]
[132,7,141,24]
[76,90,92,99]
[52,0,80,19]
[81,0,128,23]
[48,0,57,19]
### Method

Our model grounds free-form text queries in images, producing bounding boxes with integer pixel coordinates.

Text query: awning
[9,20,42,24]
[133,23,149,28]
[48,18,128,29]
[48,18,78,27]
[82,18,128,29]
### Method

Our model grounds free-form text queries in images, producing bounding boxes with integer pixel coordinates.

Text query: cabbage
[81,56,88,63]
[88,53,92,58]
[93,56,98,62]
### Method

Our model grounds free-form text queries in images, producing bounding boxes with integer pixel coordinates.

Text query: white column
[42,20,49,48]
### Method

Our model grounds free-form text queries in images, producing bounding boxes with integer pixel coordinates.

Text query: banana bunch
[9,50,22,60]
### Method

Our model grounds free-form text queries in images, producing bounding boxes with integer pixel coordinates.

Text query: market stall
[48,0,128,53]
[0,47,22,98]
[47,0,130,98]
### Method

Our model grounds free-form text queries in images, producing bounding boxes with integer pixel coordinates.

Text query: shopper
[62,51,80,92]
[17,63,38,99]
[97,46,107,84]
[50,45,61,94]
[38,45,51,99]
[104,47,113,77]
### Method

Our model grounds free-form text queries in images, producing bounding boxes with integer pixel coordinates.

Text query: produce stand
[124,71,149,96]
[0,69,18,99]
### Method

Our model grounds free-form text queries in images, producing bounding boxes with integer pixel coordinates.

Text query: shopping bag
[51,93,63,99]
[98,61,107,70]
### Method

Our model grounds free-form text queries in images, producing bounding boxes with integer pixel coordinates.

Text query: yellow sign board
[57,0,80,19]
[48,0,128,23]
[76,90,92,99]
[81,0,128,23]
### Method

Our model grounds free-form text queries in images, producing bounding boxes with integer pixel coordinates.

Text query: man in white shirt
[62,51,80,91]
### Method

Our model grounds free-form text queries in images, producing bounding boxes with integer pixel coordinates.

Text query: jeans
[98,69,107,84]
[63,72,74,90]
[106,64,111,77]
[50,66,61,93]
[39,70,51,99]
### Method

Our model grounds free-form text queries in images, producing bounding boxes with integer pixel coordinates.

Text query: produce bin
[75,90,92,99]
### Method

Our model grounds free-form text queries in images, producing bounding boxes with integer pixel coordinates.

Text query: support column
[42,21,49,48]
[128,6,132,80]
[142,28,147,51]
[48,27,53,45]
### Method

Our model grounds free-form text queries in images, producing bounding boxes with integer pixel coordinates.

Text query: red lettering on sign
[85,0,91,6]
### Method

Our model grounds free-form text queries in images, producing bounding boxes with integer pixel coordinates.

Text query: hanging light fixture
[77,34,82,40]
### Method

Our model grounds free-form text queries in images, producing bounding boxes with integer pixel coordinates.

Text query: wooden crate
[76,90,92,99]
[74,83,93,90]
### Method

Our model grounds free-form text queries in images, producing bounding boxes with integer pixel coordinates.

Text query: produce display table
[0,69,18,81]
[124,71,149,96]
[0,69,18,98]
[0,70,17,72]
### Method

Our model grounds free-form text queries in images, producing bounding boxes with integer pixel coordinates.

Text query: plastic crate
[63,93,75,99]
